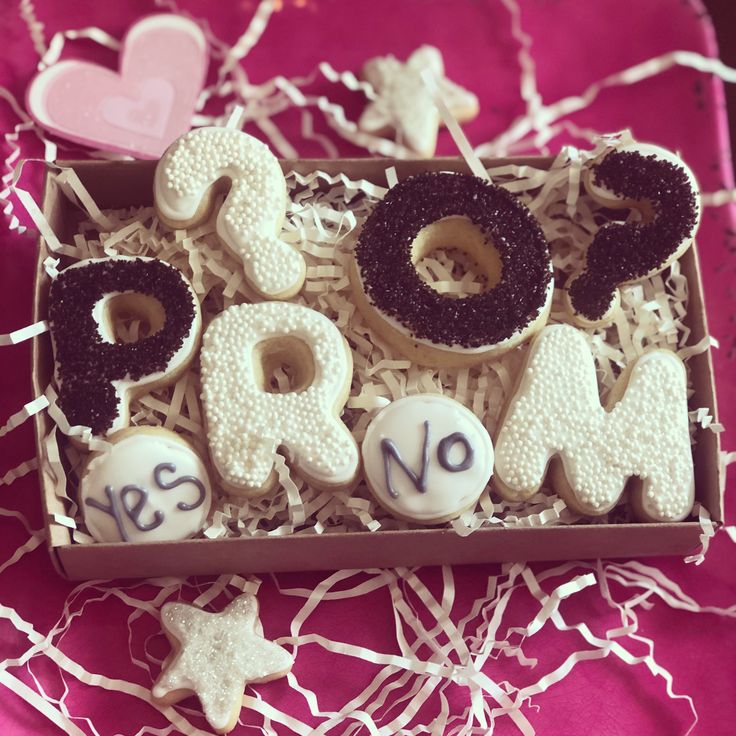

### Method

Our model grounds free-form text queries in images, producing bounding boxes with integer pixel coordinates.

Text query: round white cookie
[80,427,212,543]
[361,395,493,524]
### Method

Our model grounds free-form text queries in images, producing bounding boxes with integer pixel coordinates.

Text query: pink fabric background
[0,0,734,734]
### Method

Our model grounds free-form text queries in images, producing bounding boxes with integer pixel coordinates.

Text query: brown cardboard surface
[32,157,722,581]
[32,170,73,568]
[57,524,705,580]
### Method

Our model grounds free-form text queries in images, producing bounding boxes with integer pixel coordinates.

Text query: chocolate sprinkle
[355,172,551,348]
[569,150,698,320]
[49,258,196,434]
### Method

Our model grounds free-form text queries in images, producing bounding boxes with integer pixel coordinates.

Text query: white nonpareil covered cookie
[200,301,359,496]
[152,594,293,734]
[154,126,306,300]
[359,45,479,157]
[494,324,694,522]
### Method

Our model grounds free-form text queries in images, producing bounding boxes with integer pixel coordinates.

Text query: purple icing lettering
[437,432,474,472]
[380,420,430,499]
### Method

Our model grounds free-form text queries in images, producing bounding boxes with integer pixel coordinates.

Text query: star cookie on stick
[358,45,479,157]
[152,594,293,734]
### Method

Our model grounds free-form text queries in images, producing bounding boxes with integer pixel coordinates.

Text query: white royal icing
[361,395,494,523]
[54,256,200,436]
[81,429,212,543]
[494,324,694,521]
[200,301,359,494]
[154,126,305,298]
[153,594,293,734]
[359,45,479,157]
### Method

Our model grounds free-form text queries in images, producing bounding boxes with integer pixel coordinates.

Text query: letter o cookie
[352,171,553,367]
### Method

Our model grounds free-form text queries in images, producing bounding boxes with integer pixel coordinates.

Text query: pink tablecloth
[0,1,734,734]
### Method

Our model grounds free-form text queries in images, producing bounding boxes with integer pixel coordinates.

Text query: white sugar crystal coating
[495,324,694,521]
[153,594,292,733]
[154,126,304,297]
[359,45,478,157]
[200,301,359,491]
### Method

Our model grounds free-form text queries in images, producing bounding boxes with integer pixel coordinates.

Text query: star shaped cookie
[358,45,479,158]
[152,594,293,734]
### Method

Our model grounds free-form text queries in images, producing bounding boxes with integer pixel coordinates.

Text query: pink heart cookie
[27,15,208,159]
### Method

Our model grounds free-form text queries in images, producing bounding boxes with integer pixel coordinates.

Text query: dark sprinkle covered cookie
[569,149,699,321]
[49,258,196,434]
[355,172,552,348]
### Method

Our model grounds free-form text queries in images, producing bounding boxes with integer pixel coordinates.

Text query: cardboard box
[31,158,723,580]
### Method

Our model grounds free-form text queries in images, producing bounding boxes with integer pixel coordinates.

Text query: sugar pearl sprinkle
[159,127,303,295]
[495,324,694,521]
[152,594,292,733]
[201,302,358,490]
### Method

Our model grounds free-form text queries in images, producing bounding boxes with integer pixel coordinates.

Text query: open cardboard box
[31,157,723,580]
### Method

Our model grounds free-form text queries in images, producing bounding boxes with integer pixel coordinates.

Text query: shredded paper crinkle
[31,131,715,541]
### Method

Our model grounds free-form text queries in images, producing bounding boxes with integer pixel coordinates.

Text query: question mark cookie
[565,142,701,327]
[154,126,306,300]
[80,426,212,542]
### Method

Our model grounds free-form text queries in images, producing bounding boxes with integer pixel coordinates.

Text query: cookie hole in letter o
[412,216,501,299]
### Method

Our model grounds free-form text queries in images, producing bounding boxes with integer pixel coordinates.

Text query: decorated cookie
[152,593,293,734]
[494,324,694,522]
[361,395,493,524]
[359,45,479,157]
[154,126,305,300]
[565,142,701,327]
[48,256,201,437]
[27,14,207,158]
[200,301,359,496]
[352,171,553,366]
[80,427,212,543]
